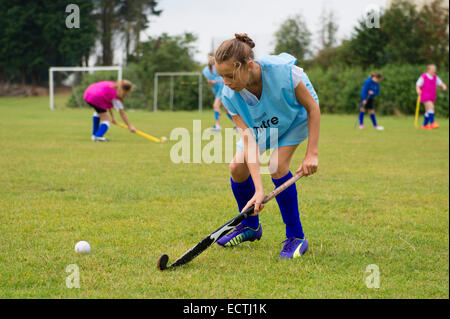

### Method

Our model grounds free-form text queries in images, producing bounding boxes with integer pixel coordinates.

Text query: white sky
[136,0,387,64]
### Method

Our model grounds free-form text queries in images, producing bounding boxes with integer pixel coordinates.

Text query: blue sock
[272,171,304,239]
[359,112,365,125]
[226,112,233,121]
[214,111,220,121]
[370,114,377,127]
[92,112,100,135]
[95,121,110,137]
[428,111,435,124]
[231,175,259,229]
[423,112,429,126]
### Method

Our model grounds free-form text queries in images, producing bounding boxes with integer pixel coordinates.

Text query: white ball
[75,241,91,254]
[161,136,167,142]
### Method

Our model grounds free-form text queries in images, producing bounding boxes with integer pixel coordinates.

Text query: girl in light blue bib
[214,34,321,260]
[202,53,234,131]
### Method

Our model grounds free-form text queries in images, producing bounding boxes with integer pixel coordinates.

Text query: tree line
[0,0,161,85]
[273,0,449,70]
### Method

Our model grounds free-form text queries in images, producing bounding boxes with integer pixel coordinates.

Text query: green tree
[273,14,312,61]
[0,0,96,85]
[318,8,339,50]
[95,0,117,65]
[117,0,162,62]
[382,0,424,65]
[92,0,162,65]
[131,32,199,108]
[339,0,448,69]
[348,8,389,68]
[415,0,449,69]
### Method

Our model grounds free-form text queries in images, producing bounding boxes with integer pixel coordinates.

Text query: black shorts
[87,102,107,114]
[360,98,374,110]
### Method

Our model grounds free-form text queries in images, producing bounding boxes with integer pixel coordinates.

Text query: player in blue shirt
[214,34,321,259]
[359,72,384,130]
[202,53,234,131]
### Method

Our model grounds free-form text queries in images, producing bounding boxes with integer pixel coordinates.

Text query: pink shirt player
[84,80,136,141]
[416,64,447,130]
[84,81,118,110]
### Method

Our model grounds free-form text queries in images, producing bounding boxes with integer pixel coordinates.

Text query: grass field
[0,95,448,299]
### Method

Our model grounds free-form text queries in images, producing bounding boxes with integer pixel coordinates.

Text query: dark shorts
[360,98,374,110]
[87,102,107,114]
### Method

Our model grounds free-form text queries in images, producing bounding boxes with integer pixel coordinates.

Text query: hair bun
[234,33,255,48]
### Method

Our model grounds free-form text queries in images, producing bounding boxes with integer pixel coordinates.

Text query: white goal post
[153,72,202,113]
[49,66,122,110]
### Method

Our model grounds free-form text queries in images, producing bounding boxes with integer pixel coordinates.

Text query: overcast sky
[135,0,387,64]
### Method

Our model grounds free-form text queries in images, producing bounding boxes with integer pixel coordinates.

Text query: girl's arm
[416,77,424,94]
[294,80,320,176]
[233,114,265,215]
[118,109,136,132]
[112,99,135,132]
[416,86,422,95]
[361,80,370,102]
[108,109,116,124]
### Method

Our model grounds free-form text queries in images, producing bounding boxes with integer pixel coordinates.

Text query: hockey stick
[157,172,304,271]
[114,121,164,143]
[414,93,421,129]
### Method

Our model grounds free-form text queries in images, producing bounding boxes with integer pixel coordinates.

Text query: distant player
[214,34,321,259]
[359,72,384,130]
[83,80,136,141]
[202,53,234,131]
[416,64,447,130]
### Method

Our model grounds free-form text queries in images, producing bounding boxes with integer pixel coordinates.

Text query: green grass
[0,95,448,298]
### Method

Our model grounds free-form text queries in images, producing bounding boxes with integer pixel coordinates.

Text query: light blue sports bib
[221,53,319,151]
[202,66,224,99]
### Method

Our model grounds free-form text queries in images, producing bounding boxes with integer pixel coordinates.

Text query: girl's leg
[269,145,304,240]
[213,98,221,128]
[92,111,100,136]
[228,151,259,228]
[217,151,262,247]
[369,109,377,127]
[359,106,366,127]
[425,102,438,128]
[423,102,430,127]
[95,112,111,138]
[270,145,309,258]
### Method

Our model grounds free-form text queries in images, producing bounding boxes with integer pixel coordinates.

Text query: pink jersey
[83,81,118,110]
[420,73,437,103]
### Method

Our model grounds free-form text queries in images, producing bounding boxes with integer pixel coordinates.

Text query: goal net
[48,66,122,110]
[153,72,203,112]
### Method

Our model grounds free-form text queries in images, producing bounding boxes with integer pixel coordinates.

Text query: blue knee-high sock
[92,112,100,135]
[231,175,259,229]
[272,171,304,239]
[370,113,377,127]
[214,111,220,121]
[423,112,430,126]
[428,110,435,124]
[359,112,365,125]
[95,121,110,137]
